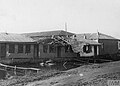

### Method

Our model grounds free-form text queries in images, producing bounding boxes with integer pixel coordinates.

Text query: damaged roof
[77,39,101,45]
[23,30,75,37]
[76,32,117,40]
[0,33,35,42]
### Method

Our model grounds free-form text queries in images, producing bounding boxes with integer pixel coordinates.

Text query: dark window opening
[43,45,48,53]
[9,44,15,53]
[25,44,31,53]
[65,45,69,52]
[18,44,23,53]
[65,45,73,53]
[83,45,92,53]
[49,45,56,53]
[1,44,6,57]
[69,46,73,52]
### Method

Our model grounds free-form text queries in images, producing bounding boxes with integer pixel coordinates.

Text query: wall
[39,44,56,58]
[60,46,77,57]
[98,39,118,55]
[39,44,77,58]
[80,46,95,57]
[3,43,34,59]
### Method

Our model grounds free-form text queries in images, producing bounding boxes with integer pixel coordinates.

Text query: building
[70,34,101,57]
[0,33,36,64]
[76,32,119,56]
[24,30,101,58]
[23,30,78,59]
[0,31,118,64]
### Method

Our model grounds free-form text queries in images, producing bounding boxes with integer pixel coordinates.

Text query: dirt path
[26,61,120,86]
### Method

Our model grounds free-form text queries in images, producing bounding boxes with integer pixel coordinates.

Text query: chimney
[84,34,86,39]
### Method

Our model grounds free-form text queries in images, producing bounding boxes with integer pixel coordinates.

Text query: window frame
[25,44,31,53]
[65,45,73,53]
[9,44,15,53]
[83,45,92,53]
[18,44,24,53]
[43,45,48,53]
[118,41,120,50]
[49,45,56,53]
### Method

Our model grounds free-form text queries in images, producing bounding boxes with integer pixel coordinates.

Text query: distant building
[76,32,119,55]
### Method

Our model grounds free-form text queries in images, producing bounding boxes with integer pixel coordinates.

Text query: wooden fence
[0,63,40,76]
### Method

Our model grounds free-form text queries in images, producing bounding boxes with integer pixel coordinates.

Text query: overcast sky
[0,0,120,38]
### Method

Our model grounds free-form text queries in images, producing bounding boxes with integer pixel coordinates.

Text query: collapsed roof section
[37,36,101,53]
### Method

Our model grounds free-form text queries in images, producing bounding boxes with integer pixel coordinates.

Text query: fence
[0,63,40,76]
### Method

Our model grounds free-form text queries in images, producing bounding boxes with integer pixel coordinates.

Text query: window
[18,44,23,53]
[65,45,73,53]
[25,44,31,53]
[9,44,15,53]
[43,45,48,53]
[69,46,73,52]
[83,45,92,53]
[65,45,69,52]
[49,45,56,53]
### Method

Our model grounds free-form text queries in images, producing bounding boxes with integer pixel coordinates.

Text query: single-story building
[76,32,119,56]
[0,31,119,64]
[0,33,36,64]
[70,38,101,57]
[23,30,78,59]
[23,30,101,58]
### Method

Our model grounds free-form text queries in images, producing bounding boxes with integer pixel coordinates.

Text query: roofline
[22,30,75,37]
[98,38,119,40]
[76,32,118,40]
[0,41,37,44]
[87,43,101,45]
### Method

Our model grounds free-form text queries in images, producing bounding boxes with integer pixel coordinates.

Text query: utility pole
[65,22,68,37]
[65,22,67,32]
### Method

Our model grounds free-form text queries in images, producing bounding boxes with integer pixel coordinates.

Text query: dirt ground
[0,61,120,86]
[26,61,120,86]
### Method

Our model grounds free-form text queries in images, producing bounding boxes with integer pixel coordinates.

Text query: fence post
[14,65,16,75]
[37,70,39,73]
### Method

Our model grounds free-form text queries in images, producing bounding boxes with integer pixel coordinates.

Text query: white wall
[80,46,95,57]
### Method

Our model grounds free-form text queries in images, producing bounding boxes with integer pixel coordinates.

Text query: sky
[0,0,120,38]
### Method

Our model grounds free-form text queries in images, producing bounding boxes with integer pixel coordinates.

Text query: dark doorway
[94,46,97,56]
[34,44,39,58]
[57,46,61,57]
[1,44,6,58]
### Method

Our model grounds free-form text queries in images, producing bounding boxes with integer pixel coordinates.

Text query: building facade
[24,30,78,59]
[76,32,119,56]
[24,30,101,58]
[0,33,36,64]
